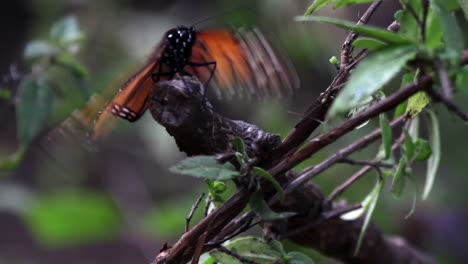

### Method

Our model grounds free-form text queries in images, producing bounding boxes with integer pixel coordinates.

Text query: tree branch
[341,0,383,68]
[338,158,394,168]
[268,75,432,177]
[148,76,435,264]
[426,86,468,121]
[328,126,407,201]
[146,22,468,264]
[436,60,454,100]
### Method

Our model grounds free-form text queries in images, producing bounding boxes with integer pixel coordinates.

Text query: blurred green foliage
[1,15,89,170]
[203,237,314,264]
[23,189,121,247]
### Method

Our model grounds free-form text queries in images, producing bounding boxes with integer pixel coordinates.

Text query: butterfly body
[159,26,197,73]
[109,26,203,122]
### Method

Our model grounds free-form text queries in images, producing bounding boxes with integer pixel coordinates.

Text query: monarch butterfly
[89,25,299,139]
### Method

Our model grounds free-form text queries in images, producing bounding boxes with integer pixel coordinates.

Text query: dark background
[1,0,467,263]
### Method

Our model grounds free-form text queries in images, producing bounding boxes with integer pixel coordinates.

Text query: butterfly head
[162,26,197,71]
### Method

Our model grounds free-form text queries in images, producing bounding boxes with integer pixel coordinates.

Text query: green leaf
[16,77,54,145]
[24,40,56,60]
[249,190,296,221]
[23,189,121,247]
[329,45,418,116]
[210,237,278,264]
[401,70,419,86]
[379,114,393,160]
[405,174,418,219]
[285,251,315,264]
[211,181,227,194]
[253,167,284,203]
[200,254,216,264]
[354,176,385,255]
[352,37,388,50]
[295,16,414,44]
[269,240,285,255]
[394,10,403,21]
[0,89,12,99]
[458,0,468,21]
[232,137,247,157]
[205,180,226,207]
[170,156,239,180]
[0,147,26,170]
[408,115,420,140]
[394,100,408,118]
[431,0,464,64]
[405,91,430,118]
[391,156,407,198]
[397,0,423,42]
[448,0,462,9]
[55,52,89,79]
[304,0,335,16]
[225,237,271,253]
[413,139,432,161]
[50,15,85,47]
[334,0,374,8]
[396,70,419,121]
[329,56,339,66]
[403,129,415,160]
[346,91,385,129]
[423,110,440,200]
[425,6,444,50]
[455,65,468,92]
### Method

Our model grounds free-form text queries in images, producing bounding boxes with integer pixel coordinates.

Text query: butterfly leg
[188,61,217,101]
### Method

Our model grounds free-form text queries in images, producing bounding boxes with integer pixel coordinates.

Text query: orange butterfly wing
[91,42,176,140]
[187,28,299,100]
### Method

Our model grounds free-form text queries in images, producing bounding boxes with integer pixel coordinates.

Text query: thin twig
[329,166,373,201]
[387,20,400,32]
[341,0,383,68]
[436,60,454,100]
[421,0,429,43]
[339,158,394,168]
[328,125,408,201]
[345,19,399,70]
[206,217,258,247]
[216,245,262,264]
[191,232,208,264]
[269,116,406,205]
[401,1,422,25]
[186,192,206,232]
[284,203,361,238]
[426,87,468,121]
[204,197,212,217]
